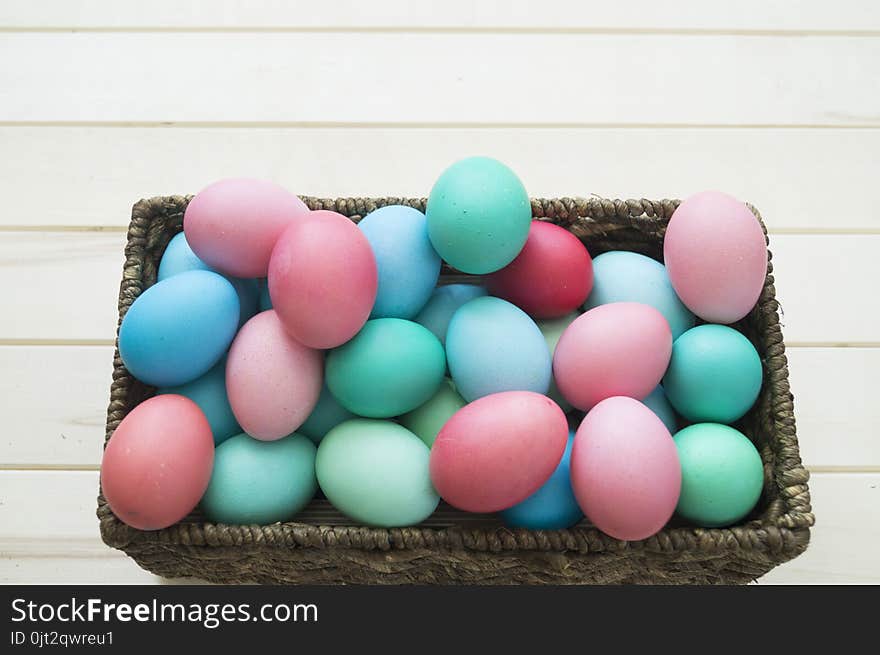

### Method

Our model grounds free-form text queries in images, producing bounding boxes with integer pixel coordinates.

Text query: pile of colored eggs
[101,157,769,541]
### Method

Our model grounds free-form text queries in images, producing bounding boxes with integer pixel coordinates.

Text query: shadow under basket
[98,195,813,584]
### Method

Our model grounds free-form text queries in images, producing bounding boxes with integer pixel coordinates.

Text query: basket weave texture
[98,195,813,584]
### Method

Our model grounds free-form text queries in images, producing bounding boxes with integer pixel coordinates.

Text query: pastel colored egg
[316,419,439,527]
[101,395,214,530]
[501,431,583,530]
[584,250,695,339]
[663,324,762,424]
[641,385,678,434]
[325,318,445,418]
[430,391,568,513]
[571,396,681,541]
[413,283,488,346]
[536,312,580,412]
[553,302,672,411]
[446,296,551,402]
[358,205,441,319]
[119,270,239,387]
[297,382,355,444]
[664,190,768,324]
[426,157,532,274]
[257,278,272,311]
[486,221,593,319]
[268,210,378,349]
[201,433,317,525]
[674,423,764,527]
[226,310,323,441]
[399,378,467,447]
[184,178,309,278]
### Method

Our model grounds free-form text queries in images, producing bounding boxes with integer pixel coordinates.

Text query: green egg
[674,423,764,527]
[316,419,440,527]
[663,324,762,424]
[399,378,466,447]
[426,157,532,274]
[536,312,580,412]
[201,433,317,525]
[326,318,446,418]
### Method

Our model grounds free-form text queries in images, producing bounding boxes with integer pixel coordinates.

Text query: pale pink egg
[184,178,309,278]
[101,394,214,531]
[571,396,681,541]
[226,310,323,440]
[268,210,378,349]
[664,191,768,324]
[553,302,671,411]
[430,391,568,512]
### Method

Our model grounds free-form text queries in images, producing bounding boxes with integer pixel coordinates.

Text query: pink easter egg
[664,190,768,324]
[101,394,214,531]
[226,310,323,440]
[430,391,568,512]
[553,302,672,411]
[184,178,309,278]
[571,396,681,541]
[268,210,378,349]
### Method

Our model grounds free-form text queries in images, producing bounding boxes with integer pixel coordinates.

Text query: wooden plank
[1,33,878,125]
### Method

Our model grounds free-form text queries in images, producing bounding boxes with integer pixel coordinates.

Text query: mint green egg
[316,419,440,527]
[674,423,764,527]
[201,433,317,525]
[536,312,580,412]
[399,378,466,447]
[326,318,446,418]
[426,157,531,274]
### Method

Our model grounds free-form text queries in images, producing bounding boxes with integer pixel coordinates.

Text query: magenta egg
[430,391,568,513]
[226,310,323,440]
[571,396,681,541]
[664,191,768,324]
[553,302,672,411]
[100,394,214,531]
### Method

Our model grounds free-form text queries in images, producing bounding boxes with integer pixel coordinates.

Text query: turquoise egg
[297,381,355,444]
[642,385,678,434]
[426,157,531,274]
[158,358,239,445]
[119,270,239,387]
[536,312,580,412]
[663,324,762,423]
[359,205,441,319]
[201,433,317,525]
[414,284,488,346]
[446,296,551,402]
[326,319,446,417]
[584,251,695,339]
[257,278,272,311]
[316,419,439,527]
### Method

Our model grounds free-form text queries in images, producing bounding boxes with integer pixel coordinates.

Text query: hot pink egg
[268,210,378,349]
[571,396,681,541]
[184,178,309,278]
[664,190,768,324]
[553,302,671,411]
[100,394,214,531]
[430,391,568,513]
[226,310,323,440]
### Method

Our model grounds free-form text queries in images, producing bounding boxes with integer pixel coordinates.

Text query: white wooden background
[1,1,878,585]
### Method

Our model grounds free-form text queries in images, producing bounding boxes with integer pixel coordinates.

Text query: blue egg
[257,278,273,311]
[358,205,441,319]
[414,284,488,346]
[158,358,240,445]
[446,296,551,402]
[119,270,239,387]
[584,251,695,339]
[501,432,583,529]
[642,385,678,434]
[297,382,355,444]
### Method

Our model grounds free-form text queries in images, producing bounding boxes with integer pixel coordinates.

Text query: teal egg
[663,324,762,423]
[674,423,764,527]
[326,319,446,417]
[201,433,317,525]
[257,278,272,311]
[641,385,677,434]
[426,157,531,274]
[297,382,355,444]
[158,358,240,445]
[316,419,440,527]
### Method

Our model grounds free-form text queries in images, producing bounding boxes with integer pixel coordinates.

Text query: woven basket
[98,195,813,584]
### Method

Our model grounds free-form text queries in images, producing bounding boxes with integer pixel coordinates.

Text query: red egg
[100,395,214,531]
[430,391,568,512]
[486,221,593,319]
[268,211,378,349]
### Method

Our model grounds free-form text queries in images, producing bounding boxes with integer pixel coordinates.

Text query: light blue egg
[358,205,441,319]
[501,432,583,529]
[158,358,240,445]
[297,382,355,444]
[257,278,273,311]
[414,284,488,345]
[584,251,695,339]
[119,270,239,387]
[642,385,678,434]
[446,296,551,402]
